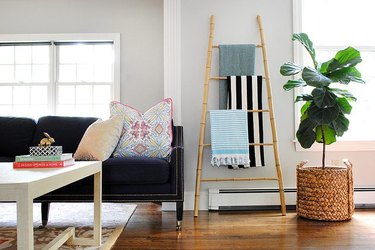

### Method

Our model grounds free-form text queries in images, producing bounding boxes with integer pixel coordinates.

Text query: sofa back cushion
[0,117,36,157]
[31,116,98,154]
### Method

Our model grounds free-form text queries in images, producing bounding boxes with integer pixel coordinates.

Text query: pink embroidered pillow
[110,98,173,159]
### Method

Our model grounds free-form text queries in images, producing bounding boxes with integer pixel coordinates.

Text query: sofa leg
[176,201,183,231]
[40,202,50,228]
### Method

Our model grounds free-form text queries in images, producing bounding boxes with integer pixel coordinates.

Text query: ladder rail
[194,15,215,217]
[256,15,286,215]
[194,15,286,217]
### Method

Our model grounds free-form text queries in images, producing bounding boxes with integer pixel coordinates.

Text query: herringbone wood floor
[113,203,375,249]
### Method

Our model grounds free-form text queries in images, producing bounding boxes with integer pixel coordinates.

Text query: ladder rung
[206,109,270,113]
[210,76,226,80]
[212,44,262,48]
[201,177,278,182]
[202,143,274,147]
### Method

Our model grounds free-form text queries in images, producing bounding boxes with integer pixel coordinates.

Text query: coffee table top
[0,161,101,185]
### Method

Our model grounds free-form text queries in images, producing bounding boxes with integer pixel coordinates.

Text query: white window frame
[0,33,120,118]
[292,0,375,151]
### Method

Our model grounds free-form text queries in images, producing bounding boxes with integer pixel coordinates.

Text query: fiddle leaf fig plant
[280,33,365,168]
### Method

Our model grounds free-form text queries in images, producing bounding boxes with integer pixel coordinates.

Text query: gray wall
[181,0,375,209]
[0,0,164,112]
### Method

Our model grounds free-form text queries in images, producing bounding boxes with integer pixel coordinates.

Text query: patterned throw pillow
[110,98,173,159]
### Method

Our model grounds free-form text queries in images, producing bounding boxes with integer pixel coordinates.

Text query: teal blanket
[219,44,256,109]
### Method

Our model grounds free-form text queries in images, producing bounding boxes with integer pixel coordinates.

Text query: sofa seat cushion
[0,117,36,157]
[102,157,170,185]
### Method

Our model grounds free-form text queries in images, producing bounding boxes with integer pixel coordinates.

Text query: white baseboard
[162,187,375,211]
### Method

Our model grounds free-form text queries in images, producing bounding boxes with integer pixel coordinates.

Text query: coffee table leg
[93,170,102,245]
[17,196,33,250]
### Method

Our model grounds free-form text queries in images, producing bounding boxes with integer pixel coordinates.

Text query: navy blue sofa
[0,116,184,230]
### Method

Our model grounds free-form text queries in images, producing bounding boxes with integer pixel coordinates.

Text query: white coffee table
[0,161,102,250]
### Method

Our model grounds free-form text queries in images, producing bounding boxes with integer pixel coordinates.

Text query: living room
[1,0,375,249]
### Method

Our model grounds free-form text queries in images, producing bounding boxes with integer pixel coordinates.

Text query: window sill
[293,140,375,152]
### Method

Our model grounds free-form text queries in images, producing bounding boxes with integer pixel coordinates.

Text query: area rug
[0,202,136,249]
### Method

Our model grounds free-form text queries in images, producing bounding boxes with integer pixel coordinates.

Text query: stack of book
[13,153,74,169]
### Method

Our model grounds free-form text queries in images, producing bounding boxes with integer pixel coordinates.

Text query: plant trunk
[322,129,326,169]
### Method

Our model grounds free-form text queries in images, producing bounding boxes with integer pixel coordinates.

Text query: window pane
[59,64,76,82]
[0,46,14,64]
[30,85,47,105]
[32,46,49,64]
[59,46,77,64]
[0,86,12,104]
[94,64,112,82]
[15,65,32,82]
[303,0,375,46]
[13,104,32,117]
[76,104,92,115]
[93,85,110,104]
[77,64,93,82]
[0,65,14,83]
[76,85,92,104]
[0,105,12,116]
[13,86,29,104]
[58,85,75,104]
[57,104,75,116]
[15,46,31,64]
[29,105,48,120]
[357,51,375,77]
[93,104,109,119]
[32,65,49,83]
[94,45,113,64]
[76,45,93,64]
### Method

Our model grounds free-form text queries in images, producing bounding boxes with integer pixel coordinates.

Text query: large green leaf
[283,79,306,91]
[307,103,340,124]
[328,66,365,84]
[295,94,313,103]
[330,88,356,101]
[302,67,332,87]
[296,117,317,148]
[292,33,318,69]
[280,62,303,76]
[320,59,333,74]
[311,87,337,108]
[300,101,312,116]
[336,97,352,114]
[330,47,362,71]
[331,113,349,136]
[315,125,337,145]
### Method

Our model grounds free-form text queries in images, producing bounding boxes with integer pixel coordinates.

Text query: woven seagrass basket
[296,160,354,221]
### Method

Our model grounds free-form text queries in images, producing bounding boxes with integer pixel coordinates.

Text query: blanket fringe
[211,155,250,167]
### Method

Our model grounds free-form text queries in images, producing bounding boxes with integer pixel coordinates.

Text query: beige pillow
[74,116,123,161]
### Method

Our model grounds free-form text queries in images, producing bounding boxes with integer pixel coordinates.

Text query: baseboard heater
[208,187,375,211]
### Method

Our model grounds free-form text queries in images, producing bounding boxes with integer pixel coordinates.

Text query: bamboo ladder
[193,15,286,217]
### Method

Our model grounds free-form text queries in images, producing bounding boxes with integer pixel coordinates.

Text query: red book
[13,158,75,168]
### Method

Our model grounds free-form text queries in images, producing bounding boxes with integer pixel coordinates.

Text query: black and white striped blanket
[227,75,265,167]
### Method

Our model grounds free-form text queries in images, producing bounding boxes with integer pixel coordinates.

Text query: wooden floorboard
[113,203,375,249]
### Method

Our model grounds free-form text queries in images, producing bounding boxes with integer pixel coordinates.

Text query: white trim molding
[163,0,182,125]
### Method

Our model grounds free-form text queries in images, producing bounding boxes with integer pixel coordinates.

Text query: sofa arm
[172,126,183,148]
[170,126,184,201]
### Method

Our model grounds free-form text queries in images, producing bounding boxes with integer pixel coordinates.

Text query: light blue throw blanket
[210,110,250,167]
[219,44,256,109]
